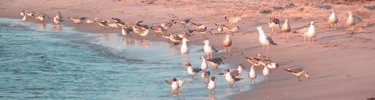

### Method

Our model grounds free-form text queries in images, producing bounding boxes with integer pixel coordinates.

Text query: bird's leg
[264,76,266,82]
[298,76,301,81]
[267,45,269,52]
[269,76,271,81]
[228,47,231,53]
[287,33,289,39]
[224,47,227,53]
[312,38,314,43]
[263,45,265,52]
[282,33,285,39]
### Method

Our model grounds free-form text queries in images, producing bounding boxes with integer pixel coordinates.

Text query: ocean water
[0,18,253,100]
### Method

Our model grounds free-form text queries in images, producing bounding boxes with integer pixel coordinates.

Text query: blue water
[0,18,253,100]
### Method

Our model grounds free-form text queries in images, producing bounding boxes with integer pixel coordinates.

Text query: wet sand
[1,0,375,99]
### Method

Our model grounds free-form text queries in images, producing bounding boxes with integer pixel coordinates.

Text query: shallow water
[0,18,256,100]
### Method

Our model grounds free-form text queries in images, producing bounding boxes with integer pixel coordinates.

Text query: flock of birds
[19,9,355,94]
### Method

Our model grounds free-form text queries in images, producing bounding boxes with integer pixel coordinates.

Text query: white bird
[261,60,280,69]
[133,25,150,40]
[224,69,243,86]
[225,16,241,26]
[203,40,218,59]
[56,11,62,19]
[200,56,208,70]
[214,23,225,34]
[229,64,246,78]
[284,68,310,81]
[180,38,189,59]
[347,11,355,27]
[256,26,277,52]
[186,63,202,77]
[305,21,316,44]
[223,34,232,53]
[201,71,210,81]
[269,17,281,34]
[249,65,257,85]
[262,65,271,81]
[280,19,291,39]
[207,76,217,93]
[165,78,185,94]
[328,10,338,29]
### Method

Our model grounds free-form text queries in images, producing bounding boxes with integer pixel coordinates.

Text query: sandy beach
[1,0,375,99]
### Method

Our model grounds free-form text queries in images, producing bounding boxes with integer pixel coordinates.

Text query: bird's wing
[165,80,173,86]
[210,45,218,52]
[230,71,240,77]
[193,68,201,73]
[284,68,303,73]
[266,35,277,45]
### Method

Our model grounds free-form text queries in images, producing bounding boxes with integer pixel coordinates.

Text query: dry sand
[1,0,375,99]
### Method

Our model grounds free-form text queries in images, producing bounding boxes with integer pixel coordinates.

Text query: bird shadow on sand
[245,45,262,50]
[278,60,295,66]
[316,74,336,79]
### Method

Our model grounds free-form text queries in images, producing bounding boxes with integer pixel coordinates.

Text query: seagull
[193,27,212,37]
[214,23,225,34]
[305,21,316,44]
[225,16,241,26]
[206,56,225,69]
[106,20,119,29]
[223,25,240,36]
[328,10,338,29]
[180,38,189,59]
[280,19,291,39]
[112,17,122,23]
[97,20,108,30]
[181,18,191,28]
[245,57,262,67]
[169,33,183,43]
[207,76,217,93]
[49,16,64,25]
[161,20,176,30]
[24,11,35,17]
[68,17,84,25]
[93,17,103,22]
[256,53,270,60]
[262,65,271,81]
[260,60,280,69]
[249,65,257,85]
[186,63,202,77]
[201,71,211,81]
[20,10,27,21]
[150,25,166,36]
[269,17,281,34]
[200,56,208,70]
[347,11,355,27]
[191,22,206,29]
[229,64,246,78]
[203,40,218,59]
[165,78,185,94]
[133,25,150,40]
[56,11,62,19]
[34,13,46,22]
[224,69,243,86]
[284,68,310,81]
[177,30,195,38]
[223,34,232,53]
[121,26,133,40]
[85,19,94,26]
[256,26,277,52]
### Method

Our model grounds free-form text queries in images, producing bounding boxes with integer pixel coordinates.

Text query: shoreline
[1,0,375,99]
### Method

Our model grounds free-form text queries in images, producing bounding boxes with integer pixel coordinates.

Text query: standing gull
[249,65,257,85]
[200,56,208,70]
[280,19,291,39]
[269,17,281,34]
[347,11,355,27]
[207,76,217,94]
[20,10,27,21]
[306,21,316,44]
[256,26,277,52]
[203,40,218,59]
[180,38,189,59]
[121,26,132,40]
[225,16,241,26]
[165,78,185,94]
[222,34,232,53]
[262,65,271,81]
[284,68,310,81]
[328,10,338,29]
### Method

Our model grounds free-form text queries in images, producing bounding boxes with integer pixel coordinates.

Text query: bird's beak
[276,64,280,69]
[186,39,189,41]
[202,41,205,44]
[255,28,258,30]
